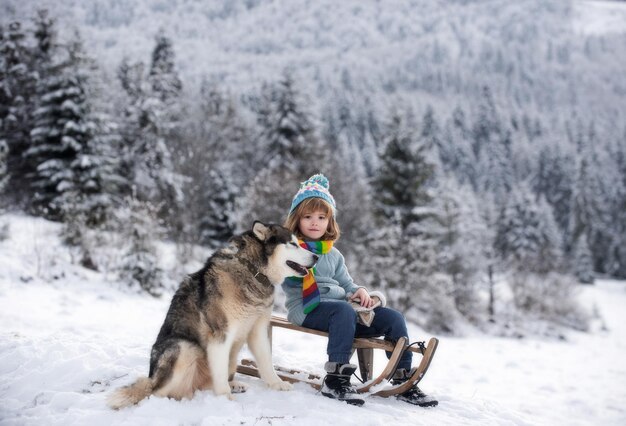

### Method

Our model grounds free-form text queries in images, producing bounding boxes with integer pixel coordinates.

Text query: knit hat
[289,174,336,216]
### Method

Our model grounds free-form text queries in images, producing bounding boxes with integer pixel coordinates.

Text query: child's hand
[351,288,375,308]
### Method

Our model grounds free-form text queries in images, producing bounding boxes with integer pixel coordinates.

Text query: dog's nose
[312,254,319,263]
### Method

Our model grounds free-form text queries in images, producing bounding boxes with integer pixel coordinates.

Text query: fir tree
[320,98,373,252]
[198,168,238,248]
[567,145,610,275]
[435,178,491,320]
[0,140,8,239]
[59,34,124,227]
[572,233,594,284]
[372,107,434,231]
[197,80,253,187]
[0,140,8,200]
[439,106,476,187]
[531,143,574,235]
[240,71,327,227]
[26,25,91,219]
[116,35,184,223]
[472,86,514,204]
[606,137,626,278]
[117,195,164,296]
[148,34,182,104]
[0,20,37,205]
[495,184,563,274]
[32,10,55,65]
[261,71,323,172]
[364,105,449,330]
[420,105,442,153]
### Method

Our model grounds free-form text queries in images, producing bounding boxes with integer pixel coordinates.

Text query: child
[282,174,438,407]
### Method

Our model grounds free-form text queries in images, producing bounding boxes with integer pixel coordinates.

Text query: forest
[1,1,625,336]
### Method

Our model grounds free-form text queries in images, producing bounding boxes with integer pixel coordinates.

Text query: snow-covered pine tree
[531,142,575,236]
[356,101,382,177]
[572,233,594,284]
[57,33,125,270]
[26,20,93,219]
[566,138,612,277]
[577,123,615,276]
[59,33,124,227]
[318,97,373,256]
[198,168,238,249]
[32,10,54,65]
[174,80,250,246]
[495,183,564,274]
[435,177,491,321]
[116,35,184,226]
[0,139,8,200]
[419,105,442,154]
[117,194,164,296]
[472,86,514,205]
[148,33,182,104]
[197,79,254,187]
[0,139,8,239]
[240,71,327,227]
[476,192,499,321]
[144,33,184,220]
[606,137,626,278]
[439,106,476,188]
[365,105,455,332]
[0,20,37,206]
[372,107,433,230]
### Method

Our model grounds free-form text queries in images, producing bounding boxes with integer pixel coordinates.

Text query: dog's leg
[247,316,292,391]
[206,336,235,400]
[228,339,249,393]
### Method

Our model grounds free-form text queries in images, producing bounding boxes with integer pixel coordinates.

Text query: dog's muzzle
[286,261,310,276]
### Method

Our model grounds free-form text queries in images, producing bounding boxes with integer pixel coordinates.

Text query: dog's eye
[289,242,298,247]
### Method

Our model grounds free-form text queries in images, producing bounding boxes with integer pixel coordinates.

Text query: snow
[1,214,625,425]
[573,0,626,35]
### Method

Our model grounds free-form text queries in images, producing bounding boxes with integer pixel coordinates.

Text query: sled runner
[236,315,438,397]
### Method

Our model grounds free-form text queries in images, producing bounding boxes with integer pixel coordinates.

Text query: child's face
[298,209,330,241]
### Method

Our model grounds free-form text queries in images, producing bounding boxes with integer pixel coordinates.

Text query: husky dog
[107,221,317,409]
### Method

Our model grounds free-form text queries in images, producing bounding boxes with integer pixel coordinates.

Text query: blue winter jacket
[281,247,363,326]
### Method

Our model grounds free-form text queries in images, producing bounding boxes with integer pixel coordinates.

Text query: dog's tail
[107,376,153,410]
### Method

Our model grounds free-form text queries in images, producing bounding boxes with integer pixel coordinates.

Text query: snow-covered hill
[574,0,626,34]
[3,0,626,105]
[1,215,625,425]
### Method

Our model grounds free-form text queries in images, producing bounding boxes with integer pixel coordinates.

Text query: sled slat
[237,360,322,390]
[270,316,423,353]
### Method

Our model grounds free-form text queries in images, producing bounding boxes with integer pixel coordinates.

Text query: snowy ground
[1,215,625,425]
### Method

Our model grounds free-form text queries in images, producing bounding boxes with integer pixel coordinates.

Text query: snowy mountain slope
[574,0,626,34]
[1,215,625,425]
[3,0,625,105]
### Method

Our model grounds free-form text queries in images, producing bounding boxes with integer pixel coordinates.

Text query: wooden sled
[236,315,438,397]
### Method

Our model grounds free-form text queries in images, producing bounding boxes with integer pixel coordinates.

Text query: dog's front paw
[214,388,235,401]
[229,380,249,393]
[267,380,293,391]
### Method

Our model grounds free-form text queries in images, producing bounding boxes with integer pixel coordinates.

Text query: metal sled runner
[236,315,438,396]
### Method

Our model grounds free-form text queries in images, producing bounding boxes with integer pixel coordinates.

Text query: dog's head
[252,221,318,284]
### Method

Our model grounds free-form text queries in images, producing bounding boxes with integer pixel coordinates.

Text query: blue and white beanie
[289,174,336,216]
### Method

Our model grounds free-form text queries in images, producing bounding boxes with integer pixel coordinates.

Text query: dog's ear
[252,221,269,241]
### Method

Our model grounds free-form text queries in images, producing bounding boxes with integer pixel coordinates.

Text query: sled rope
[407,341,427,355]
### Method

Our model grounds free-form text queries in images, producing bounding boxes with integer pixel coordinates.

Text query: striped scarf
[286,240,334,314]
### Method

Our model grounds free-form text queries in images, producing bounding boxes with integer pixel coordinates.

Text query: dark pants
[301,301,413,370]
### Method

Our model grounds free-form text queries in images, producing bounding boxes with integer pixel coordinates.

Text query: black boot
[392,368,438,407]
[320,362,365,406]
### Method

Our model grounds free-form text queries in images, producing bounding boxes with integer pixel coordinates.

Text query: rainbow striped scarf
[288,240,334,314]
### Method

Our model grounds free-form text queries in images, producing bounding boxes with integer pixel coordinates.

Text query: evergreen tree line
[2,11,624,334]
